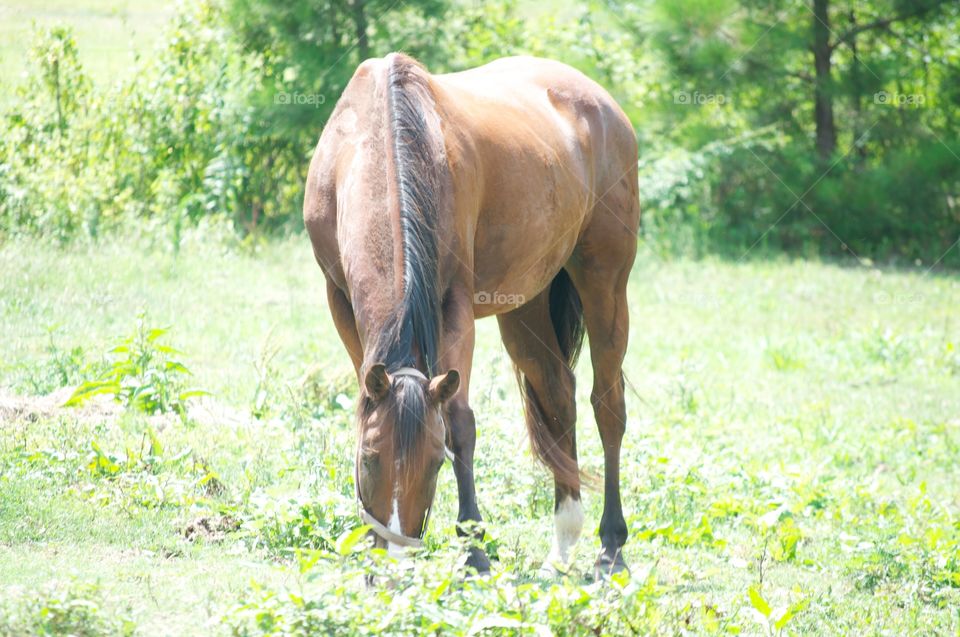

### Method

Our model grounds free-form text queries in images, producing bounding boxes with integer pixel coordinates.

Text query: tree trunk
[329,2,340,46]
[813,0,837,161]
[849,9,866,165]
[351,0,369,62]
[54,59,64,145]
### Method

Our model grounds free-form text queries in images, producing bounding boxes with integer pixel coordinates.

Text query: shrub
[0,3,298,245]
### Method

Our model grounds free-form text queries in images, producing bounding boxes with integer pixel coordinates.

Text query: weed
[66,315,206,417]
[239,487,355,557]
[222,559,666,637]
[765,342,806,372]
[6,328,87,395]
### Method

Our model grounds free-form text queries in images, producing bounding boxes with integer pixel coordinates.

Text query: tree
[225,0,447,137]
[615,0,960,263]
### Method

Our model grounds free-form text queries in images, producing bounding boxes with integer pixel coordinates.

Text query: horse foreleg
[440,287,490,574]
[325,275,362,376]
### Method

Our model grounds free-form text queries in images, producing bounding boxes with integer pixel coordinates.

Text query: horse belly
[471,200,586,318]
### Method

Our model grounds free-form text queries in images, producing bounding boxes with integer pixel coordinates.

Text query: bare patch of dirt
[0,388,254,431]
[181,515,240,543]
[0,387,120,425]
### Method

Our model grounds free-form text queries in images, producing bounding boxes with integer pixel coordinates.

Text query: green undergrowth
[0,237,957,634]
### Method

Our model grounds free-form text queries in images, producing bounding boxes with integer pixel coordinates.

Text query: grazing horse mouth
[354,366,435,552]
[358,507,426,550]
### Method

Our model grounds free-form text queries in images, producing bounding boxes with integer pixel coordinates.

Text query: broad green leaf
[748,586,771,617]
[773,606,794,630]
[178,389,210,400]
[335,525,371,556]
[146,328,168,341]
[147,427,163,458]
[165,361,190,374]
[430,578,451,602]
[64,380,119,406]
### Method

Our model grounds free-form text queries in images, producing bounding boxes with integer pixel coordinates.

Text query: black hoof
[593,548,628,580]
[465,546,491,576]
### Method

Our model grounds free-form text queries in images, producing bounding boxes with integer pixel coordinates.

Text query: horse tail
[548,268,586,367]
[518,268,587,489]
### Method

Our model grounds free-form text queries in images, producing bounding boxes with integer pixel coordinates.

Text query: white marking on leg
[543,496,584,571]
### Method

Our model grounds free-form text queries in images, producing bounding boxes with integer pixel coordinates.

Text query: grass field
[1,234,958,635]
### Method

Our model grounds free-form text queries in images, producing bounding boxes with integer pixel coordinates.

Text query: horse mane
[364,54,445,461]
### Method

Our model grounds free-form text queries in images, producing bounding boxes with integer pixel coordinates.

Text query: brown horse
[304,53,639,576]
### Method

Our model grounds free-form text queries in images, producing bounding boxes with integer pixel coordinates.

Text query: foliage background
[2,0,957,265]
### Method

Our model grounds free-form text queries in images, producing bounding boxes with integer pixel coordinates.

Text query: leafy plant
[240,487,355,556]
[771,517,802,563]
[747,585,808,636]
[65,315,206,416]
[223,558,666,637]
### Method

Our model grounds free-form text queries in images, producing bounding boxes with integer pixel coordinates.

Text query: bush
[0,3,299,245]
[0,1,531,245]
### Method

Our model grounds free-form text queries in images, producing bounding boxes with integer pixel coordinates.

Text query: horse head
[355,363,459,555]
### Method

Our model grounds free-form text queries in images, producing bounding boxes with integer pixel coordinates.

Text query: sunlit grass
[1,235,958,634]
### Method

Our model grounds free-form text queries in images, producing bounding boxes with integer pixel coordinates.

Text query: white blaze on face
[387,495,406,559]
[543,496,584,571]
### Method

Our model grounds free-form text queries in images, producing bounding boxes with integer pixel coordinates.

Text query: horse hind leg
[568,188,638,577]
[497,273,585,575]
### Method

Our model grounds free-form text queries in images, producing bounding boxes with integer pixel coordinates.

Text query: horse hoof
[465,547,491,577]
[593,549,628,580]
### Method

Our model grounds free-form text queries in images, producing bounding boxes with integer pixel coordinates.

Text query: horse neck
[344,54,448,376]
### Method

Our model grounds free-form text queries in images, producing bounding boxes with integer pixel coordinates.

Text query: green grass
[0,0,172,97]
[1,235,959,634]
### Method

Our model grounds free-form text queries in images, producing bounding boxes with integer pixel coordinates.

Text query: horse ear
[428,369,460,404]
[364,363,390,401]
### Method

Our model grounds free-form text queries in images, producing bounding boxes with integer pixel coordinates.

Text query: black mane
[364,55,445,461]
